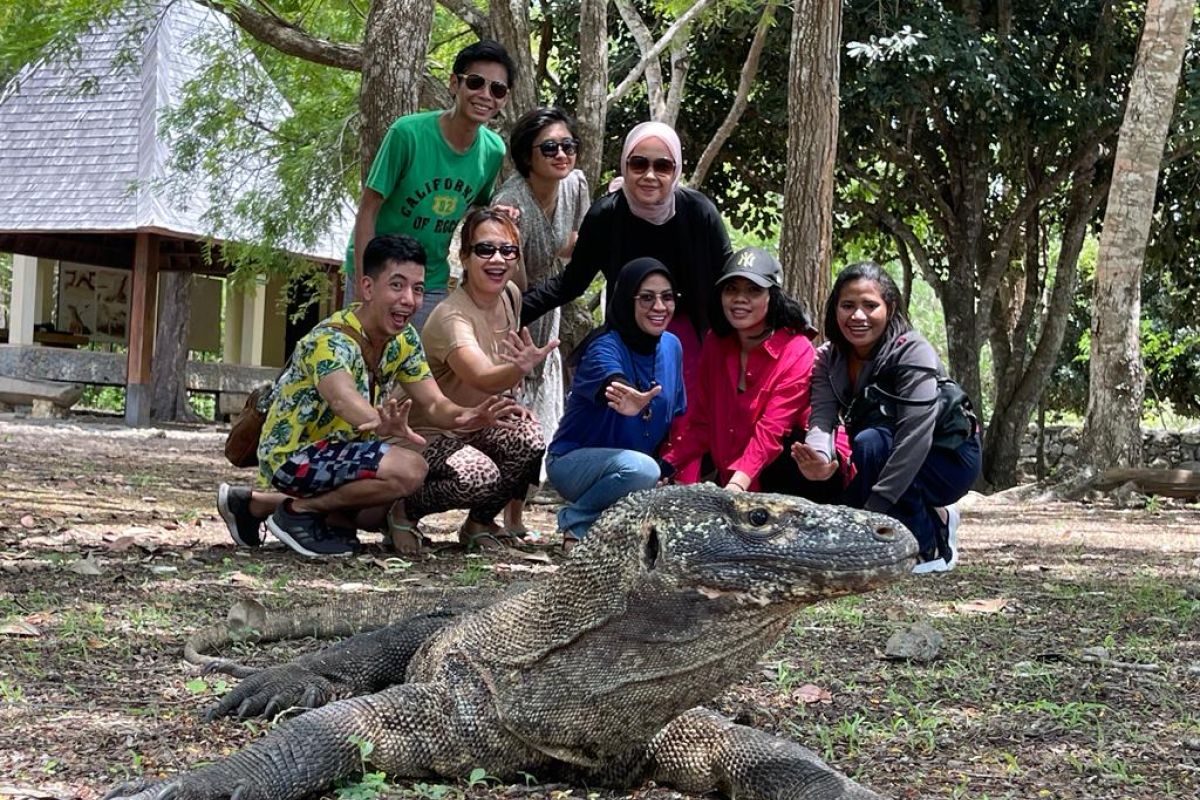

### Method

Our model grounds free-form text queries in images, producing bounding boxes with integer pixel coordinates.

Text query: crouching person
[218,234,519,557]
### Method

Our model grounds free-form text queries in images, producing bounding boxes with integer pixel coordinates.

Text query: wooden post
[124,232,159,426]
[7,254,39,344]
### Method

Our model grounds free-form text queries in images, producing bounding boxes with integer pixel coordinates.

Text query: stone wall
[1018,425,1200,481]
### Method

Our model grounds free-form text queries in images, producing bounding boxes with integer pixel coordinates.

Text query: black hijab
[569,257,675,365]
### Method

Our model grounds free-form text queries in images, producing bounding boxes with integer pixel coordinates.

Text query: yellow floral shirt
[256,306,431,485]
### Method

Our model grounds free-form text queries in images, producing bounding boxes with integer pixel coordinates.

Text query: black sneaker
[217,483,264,547]
[328,524,363,554]
[267,500,355,558]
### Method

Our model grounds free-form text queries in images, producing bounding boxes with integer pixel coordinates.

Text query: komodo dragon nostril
[874,525,896,540]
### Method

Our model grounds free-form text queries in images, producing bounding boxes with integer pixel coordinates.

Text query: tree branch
[661,26,690,126]
[689,1,777,187]
[200,0,363,71]
[607,0,719,105]
[615,0,666,117]
[437,0,488,37]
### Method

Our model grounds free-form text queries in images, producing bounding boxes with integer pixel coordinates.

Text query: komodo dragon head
[570,483,919,605]
[478,485,918,766]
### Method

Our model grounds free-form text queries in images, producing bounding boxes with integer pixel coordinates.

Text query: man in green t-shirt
[347,40,515,328]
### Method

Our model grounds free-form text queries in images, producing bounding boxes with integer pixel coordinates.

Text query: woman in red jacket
[662,247,848,496]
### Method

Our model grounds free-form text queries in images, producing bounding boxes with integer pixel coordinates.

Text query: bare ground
[1,417,1198,800]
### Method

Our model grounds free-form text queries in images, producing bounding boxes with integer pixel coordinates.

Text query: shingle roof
[0,1,351,263]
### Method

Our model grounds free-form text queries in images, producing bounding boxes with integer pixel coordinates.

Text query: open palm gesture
[499,328,559,375]
[358,397,426,447]
[605,381,662,417]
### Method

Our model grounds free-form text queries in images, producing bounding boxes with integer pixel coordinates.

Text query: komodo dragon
[107,485,917,800]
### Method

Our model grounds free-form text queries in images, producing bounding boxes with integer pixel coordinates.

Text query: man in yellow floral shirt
[218,235,519,557]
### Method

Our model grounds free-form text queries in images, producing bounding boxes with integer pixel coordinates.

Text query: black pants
[756,431,843,503]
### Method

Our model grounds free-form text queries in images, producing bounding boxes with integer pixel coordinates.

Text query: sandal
[501,527,549,546]
[386,508,428,556]
[459,522,528,552]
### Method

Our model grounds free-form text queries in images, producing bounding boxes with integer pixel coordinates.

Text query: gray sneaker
[217,483,264,547]
[267,500,355,558]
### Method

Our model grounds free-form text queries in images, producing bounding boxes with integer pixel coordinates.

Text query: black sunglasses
[537,138,579,158]
[626,155,677,176]
[471,241,520,260]
[456,72,509,99]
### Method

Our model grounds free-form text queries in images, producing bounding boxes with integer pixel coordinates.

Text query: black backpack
[843,365,977,450]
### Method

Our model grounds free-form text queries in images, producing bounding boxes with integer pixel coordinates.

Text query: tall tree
[778,0,841,322]
[1081,0,1195,471]
[834,2,1159,488]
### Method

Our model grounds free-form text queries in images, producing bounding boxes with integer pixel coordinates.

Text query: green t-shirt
[346,110,506,291]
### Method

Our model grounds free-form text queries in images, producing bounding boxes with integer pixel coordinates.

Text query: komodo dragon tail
[184,587,504,677]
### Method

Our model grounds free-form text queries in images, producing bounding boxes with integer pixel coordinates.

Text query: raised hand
[605,381,662,417]
[455,395,524,431]
[359,398,426,447]
[499,328,559,375]
[790,442,839,482]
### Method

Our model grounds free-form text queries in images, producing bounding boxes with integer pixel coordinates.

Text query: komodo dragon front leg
[646,708,885,800]
[107,684,450,800]
[206,613,454,721]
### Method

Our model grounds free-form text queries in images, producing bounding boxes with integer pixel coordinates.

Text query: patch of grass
[453,557,488,587]
[0,678,26,702]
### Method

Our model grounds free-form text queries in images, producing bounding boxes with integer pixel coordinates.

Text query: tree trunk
[778,1,841,325]
[575,0,609,193]
[359,0,434,177]
[1081,0,1193,471]
[488,1,537,126]
[150,272,199,422]
[984,167,1102,487]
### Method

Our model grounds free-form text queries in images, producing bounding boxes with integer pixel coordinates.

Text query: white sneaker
[912,504,959,574]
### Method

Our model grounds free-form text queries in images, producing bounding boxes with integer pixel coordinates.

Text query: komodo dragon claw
[205,664,344,720]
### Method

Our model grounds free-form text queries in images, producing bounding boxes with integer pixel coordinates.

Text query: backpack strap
[329,323,384,403]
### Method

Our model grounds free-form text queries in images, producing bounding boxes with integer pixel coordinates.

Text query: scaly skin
[107,485,917,800]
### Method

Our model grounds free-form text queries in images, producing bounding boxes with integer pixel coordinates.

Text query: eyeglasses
[455,73,509,100]
[537,138,579,158]
[470,241,520,260]
[634,290,678,308]
[626,155,677,176]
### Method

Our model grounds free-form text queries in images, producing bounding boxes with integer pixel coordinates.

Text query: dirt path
[1,418,1198,800]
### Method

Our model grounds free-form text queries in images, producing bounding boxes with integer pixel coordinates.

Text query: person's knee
[852,427,891,467]
[378,448,428,496]
[617,452,660,491]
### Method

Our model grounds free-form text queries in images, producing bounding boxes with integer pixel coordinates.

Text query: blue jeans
[546,448,661,538]
[842,428,981,555]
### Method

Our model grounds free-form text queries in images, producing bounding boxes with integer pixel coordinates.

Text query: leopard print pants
[405,415,545,524]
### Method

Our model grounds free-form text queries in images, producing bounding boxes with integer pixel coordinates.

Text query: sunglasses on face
[470,241,521,260]
[626,155,677,176]
[456,72,509,99]
[537,138,579,158]
[635,290,678,309]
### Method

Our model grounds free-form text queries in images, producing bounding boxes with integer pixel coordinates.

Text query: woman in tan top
[394,208,555,553]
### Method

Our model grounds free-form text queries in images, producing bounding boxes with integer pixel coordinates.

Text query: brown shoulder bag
[222,323,383,468]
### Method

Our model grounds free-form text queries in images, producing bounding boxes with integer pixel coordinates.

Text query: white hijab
[617,121,683,226]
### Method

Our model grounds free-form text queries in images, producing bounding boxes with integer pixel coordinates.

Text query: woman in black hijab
[544,258,687,550]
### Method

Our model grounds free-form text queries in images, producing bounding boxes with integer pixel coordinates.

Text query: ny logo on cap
[738,250,757,268]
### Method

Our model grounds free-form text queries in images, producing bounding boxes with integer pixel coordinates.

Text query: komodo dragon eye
[747,508,770,527]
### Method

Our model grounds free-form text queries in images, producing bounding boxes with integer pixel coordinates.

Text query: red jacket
[664,328,847,490]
